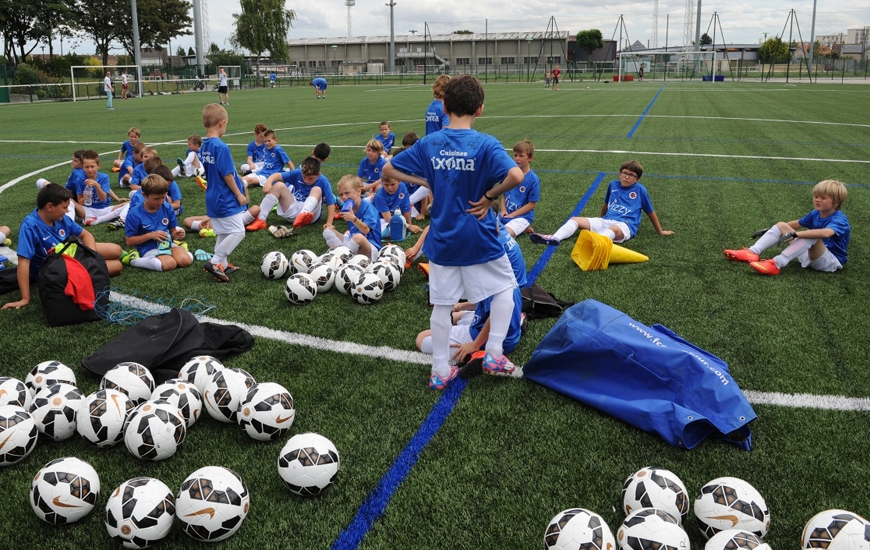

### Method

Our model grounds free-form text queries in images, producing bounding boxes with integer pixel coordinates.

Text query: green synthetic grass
[1,80,869,549]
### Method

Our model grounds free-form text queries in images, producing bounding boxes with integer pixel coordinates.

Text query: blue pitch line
[627,83,667,139]
[331,377,470,550]
[524,172,607,288]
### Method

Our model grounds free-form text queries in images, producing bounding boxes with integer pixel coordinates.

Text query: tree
[576,29,604,80]
[69,0,124,66]
[453,30,473,34]
[230,0,296,85]
[700,33,712,45]
[177,45,186,57]
[188,46,195,56]
[758,37,789,64]
[0,0,67,63]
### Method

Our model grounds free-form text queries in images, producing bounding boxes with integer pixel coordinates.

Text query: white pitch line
[742,390,870,411]
[538,148,870,164]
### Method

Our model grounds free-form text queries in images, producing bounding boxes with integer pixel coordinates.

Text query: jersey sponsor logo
[201,151,215,164]
[426,114,440,122]
[430,156,476,171]
[607,199,633,217]
[629,191,637,200]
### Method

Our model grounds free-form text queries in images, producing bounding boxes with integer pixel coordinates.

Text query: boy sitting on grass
[358,139,386,196]
[79,150,128,227]
[245,156,335,231]
[241,129,294,188]
[373,174,423,239]
[724,179,850,276]
[123,174,192,272]
[500,139,540,238]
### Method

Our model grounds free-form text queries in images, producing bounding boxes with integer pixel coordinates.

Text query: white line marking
[534,148,870,164]
[742,390,870,411]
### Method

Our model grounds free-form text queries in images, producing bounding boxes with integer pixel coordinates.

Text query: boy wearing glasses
[530,160,673,245]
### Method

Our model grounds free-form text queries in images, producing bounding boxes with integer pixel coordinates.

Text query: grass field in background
[1,80,869,549]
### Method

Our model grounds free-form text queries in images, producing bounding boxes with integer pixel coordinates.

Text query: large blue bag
[523,299,756,450]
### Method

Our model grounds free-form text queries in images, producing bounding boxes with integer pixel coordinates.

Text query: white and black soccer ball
[351,273,384,304]
[105,477,175,549]
[30,457,100,524]
[378,244,406,272]
[176,466,250,542]
[335,264,365,295]
[801,510,870,550]
[617,508,690,550]
[31,383,84,441]
[77,388,134,448]
[238,382,295,441]
[695,477,770,539]
[101,362,156,405]
[369,260,401,292]
[25,361,76,393]
[0,405,38,467]
[544,508,616,550]
[277,432,340,496]
[318,251,343,270]
[707,529,772,550]
[308,262,335,293]
[124,400,187,461]
[289,249,318,274]
[178,355,225,393]
[151,379,203,428]
[261,251,290,279]
[285,273,318,305]
[622,467,690,524]
[346,254,371,271]
[0,376,33,409]
[330,245,354,264]
[203,367,256,423]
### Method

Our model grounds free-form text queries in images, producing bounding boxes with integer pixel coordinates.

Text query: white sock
[323,230,343,248]
[259,195,278,221]
[240,163,251,173]
[302,196,319,213]
[553,219,579,241]
[212,232,244,266]
[117,203,130,222]
[66,201,76,220]
[409,186,430,204]
[185,151,196,166]
[0,228,7,239]
[602,229,616,240]
[36,178,49,190]
[380,219,389,236]
[241,211,255,224]
[95,210,121,224]
[130,256,163,271]
[171,165,181,178]
[430,305,453,378]
[774,237,814,269]
[190,220,202,231]
[485,287,514,359]
[749,226,781,255]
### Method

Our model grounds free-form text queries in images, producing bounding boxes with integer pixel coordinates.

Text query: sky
[46,0,870,56]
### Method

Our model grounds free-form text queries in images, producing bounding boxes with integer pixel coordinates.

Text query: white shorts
[504,217,530,235]
[252,174,268,186]
[141,242,187,259]
[799,248,843,272]
[429,254,516,306]
[209,211,247,234]
[278,201,321,224]
[419,324,473,354]
[83,205,115,219]
[589,218,632,243]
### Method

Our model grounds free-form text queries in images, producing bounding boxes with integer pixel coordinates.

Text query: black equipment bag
[520,283,575,320]
[37,239,110,326]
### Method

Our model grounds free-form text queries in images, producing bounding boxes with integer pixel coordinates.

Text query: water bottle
[84,185,93,206]
[389,213,407,242]
[341,199,354,213]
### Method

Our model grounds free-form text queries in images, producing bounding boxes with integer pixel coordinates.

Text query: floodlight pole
[131,0,143,97]
[807,0,817,72]
[332,45,338,75]
[386,1,396,74]
[526,36,532,82]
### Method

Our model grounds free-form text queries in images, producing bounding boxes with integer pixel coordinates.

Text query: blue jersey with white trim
[425,99,449,135]
[201,137,246,219]
[501,169,540,224]
[125,201,178,255]
[602,180,654,237]
[17,209,83,280]
[799,209,850,265]
[373,182,411,215]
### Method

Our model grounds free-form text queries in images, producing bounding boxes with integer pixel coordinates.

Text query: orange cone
[571,230,648,271]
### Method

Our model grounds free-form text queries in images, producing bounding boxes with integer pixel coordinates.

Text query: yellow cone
[571,230,648,270]
[608,243,649,264]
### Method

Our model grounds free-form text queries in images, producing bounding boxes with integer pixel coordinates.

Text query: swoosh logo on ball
[0,389,7,399]
[0,432,13,451]
[707,515,740,527]
[185,507,216,519]
[110,393,121,413]
[204,390,217,411]
[276,415,292,423]
[52,496,81,508]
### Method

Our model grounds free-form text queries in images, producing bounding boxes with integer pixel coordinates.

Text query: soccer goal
[70,65,141,102]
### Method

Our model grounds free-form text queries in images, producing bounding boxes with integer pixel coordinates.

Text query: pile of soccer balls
[260,244,407,305]
[543,466,870,550]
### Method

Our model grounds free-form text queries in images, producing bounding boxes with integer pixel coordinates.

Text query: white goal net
[70,65,141,102]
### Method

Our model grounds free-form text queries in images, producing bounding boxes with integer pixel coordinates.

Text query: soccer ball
[318,251,344,270]
[30,457,100,524]
[308,262,336,293]
[346,254,371,270]
[707,529,772,550]
[289,249,318,274]
[25,360,76,393]
[203,367,256,423]
[261,251,289,279]
[695,477,770,539]
[369,260,401,292]
[544,508,616,550]
[124,400,187,461]
[335,264,365,295]
[151,379,203,428]
[105,477,175,549]
[801,510,870,550]
[285,273,318,305]
[351,273,384,304]
[622,467,690,524]
[77,388,135,448]
[0,376,33,409]
[178,355,225,393]
[378,244,406,272]
[31,383,84,441]
[277,432,340,496]
[330,245,354,263]
[0,405,38,466]
[176,466,250,542]
[238,382,295,441]
[617,508,690,550]
[101,362,156,405]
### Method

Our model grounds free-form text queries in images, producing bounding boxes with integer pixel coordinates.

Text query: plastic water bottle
[84,186,93,206]
[389,214,407,241]
[340,199,354,213]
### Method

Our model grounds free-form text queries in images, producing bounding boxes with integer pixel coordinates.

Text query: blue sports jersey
[16,208,83,280]
[373,182,411,215]
[66,168,85,194]
[388,128,518,266]
[425,99,449,135]
[501,169,541,224]
[120,140,134,161]
[602,180,655,237]
[469,288,524,353]
[348,198,381,249]
[201,137,246,219]
[247,140,267,164]
[77,173,113,209]
[312,77,327,90]
[374,132,395,154]
[259,146,291,177]
[500,226,527,287]
[130,163,148,187]
[357,156,386,184]
[280,169,335,206]
[125,201,178,255]
[118,157,134,185]
[168,180,183,215]
[799,209,850,265]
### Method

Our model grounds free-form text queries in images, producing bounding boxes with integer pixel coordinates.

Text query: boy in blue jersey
[124,174,192,272]
[172,135,205,183]
[530,160,673,245]
[241,129,294,188]
[240,123,268,175]
[200,103,249,282]
[374,121,395,156]
[500,140,540,237]
[358,139,386,196]
[373,174,422,239]
[310,77,327,99]
[113,127,140,172]
[129,146,157,191]
[78,150,128,227]
[245,157,336,231]
[323,175,381,260]
[2,184,123,310]
[385,75,525,389]
[725,179,850,276]
[425,74,450,135]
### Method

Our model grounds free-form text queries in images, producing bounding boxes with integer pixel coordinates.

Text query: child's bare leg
[184,215,210,230]
[158,255,179,271]
[415,329,432,352]
[94,242,123,261]
[807,238,828,261]
[171,247,192,268]
[352,234,372,260]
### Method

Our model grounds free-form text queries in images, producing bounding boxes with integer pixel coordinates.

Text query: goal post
[70,65,141,102]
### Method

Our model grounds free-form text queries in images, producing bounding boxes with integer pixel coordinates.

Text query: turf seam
[627,83,666,138]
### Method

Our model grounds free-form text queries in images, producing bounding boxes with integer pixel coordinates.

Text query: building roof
[287,31,570,46]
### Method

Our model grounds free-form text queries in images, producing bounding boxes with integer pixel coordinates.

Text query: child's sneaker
[195,175,207,191]
[111,166,121,173]
[176,158,185,171]
[529,233,561,245]
[417,262,429,278]
[482,352,516,376]
[199,228,215,238]
[120,250,139,265]
[749,259,781,276]
[428,366,460,390]
[203,261,229,282]
[173,240,189,251]
[724,247,759,262]
[223,263,240,275]
[293,211,314,229]
[245,219,267,232]
[106,218,125,230]
[84,217,98,226]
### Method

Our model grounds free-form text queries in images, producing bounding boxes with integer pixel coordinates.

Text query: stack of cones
[570,230,649,271]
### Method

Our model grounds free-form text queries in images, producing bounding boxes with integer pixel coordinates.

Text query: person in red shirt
[551,65,561,90]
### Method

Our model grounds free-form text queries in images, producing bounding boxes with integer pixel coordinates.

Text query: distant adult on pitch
[310,77,328,99]
[121,70,129,99]
[104,71,114,110]
[217,67,229,105]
